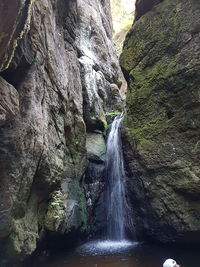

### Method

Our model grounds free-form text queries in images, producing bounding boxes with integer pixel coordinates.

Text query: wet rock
[86,133,106,160]
[121,0,200,243]
[85,133,105,187]
[85,132,106,234]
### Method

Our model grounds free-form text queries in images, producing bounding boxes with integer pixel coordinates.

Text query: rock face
[135,0,163,20]
[84,132,106,234]
[0,0,31,71]
[0,77,19,126]
[0,0,123,263]
[120,0,200,243]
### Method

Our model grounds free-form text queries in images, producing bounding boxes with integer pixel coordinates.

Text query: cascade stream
[72,114,134,255]
[105,114,130,240]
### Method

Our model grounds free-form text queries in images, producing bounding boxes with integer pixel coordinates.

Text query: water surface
[31,240,200,267]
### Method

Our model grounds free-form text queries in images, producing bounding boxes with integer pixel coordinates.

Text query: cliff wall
[120,0,200,243]
[0,0,122,263]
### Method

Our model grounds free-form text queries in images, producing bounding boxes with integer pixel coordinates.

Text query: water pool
[30,240,200,267]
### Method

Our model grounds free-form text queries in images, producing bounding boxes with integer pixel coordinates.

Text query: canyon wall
[121,0,200,243]
[0,0,122,263]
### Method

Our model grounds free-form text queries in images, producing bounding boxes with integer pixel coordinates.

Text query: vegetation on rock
[121,0,200,243]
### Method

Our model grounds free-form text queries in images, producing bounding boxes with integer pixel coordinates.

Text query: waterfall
[105,114,130,241]
[77,114,136,255]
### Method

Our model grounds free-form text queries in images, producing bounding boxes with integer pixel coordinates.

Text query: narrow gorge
[0,0,200,266]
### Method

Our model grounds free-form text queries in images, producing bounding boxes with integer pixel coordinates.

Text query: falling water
[105,114,130,240]
[71,114,135,255]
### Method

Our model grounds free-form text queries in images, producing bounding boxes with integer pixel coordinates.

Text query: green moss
[129,59,179,101]
[50,202,60,207]
[102,119,108,131]
[125,116,165,147]
[3,194,39,257]
[68,182,88,232]
[120,0,181,72]
[105,110,122,116]
[120,0,191,139]
[126,127,152,147]
[119,0,200,241]
[0,32,8,43]
[44,191,65,232]
[4,39,18,69]
[139,138,153,147]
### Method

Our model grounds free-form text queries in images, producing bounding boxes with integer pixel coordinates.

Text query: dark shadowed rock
[135,0,163,20]
[0,0,31,71]
[84,132,106,234]
[0,77,19,126]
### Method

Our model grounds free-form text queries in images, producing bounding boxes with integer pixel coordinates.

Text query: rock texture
[0,0,31,71]
[0,0,123,263]
[0,77,19,126]
[84,132,106,234]
[135,0,163,20]
[120,0,200,243]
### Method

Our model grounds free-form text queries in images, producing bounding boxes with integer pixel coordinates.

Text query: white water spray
[78,114,136,255]
[105,114,131,240]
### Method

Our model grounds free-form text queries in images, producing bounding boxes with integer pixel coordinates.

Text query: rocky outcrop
[135,0,163,20]
[120,0,200,243]
[0,0,123,263]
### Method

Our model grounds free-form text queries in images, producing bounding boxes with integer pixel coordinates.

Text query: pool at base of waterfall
[30,240,199,267]
[78,239,138,255]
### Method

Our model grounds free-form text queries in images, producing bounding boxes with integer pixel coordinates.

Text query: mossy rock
[120,0,200,243]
